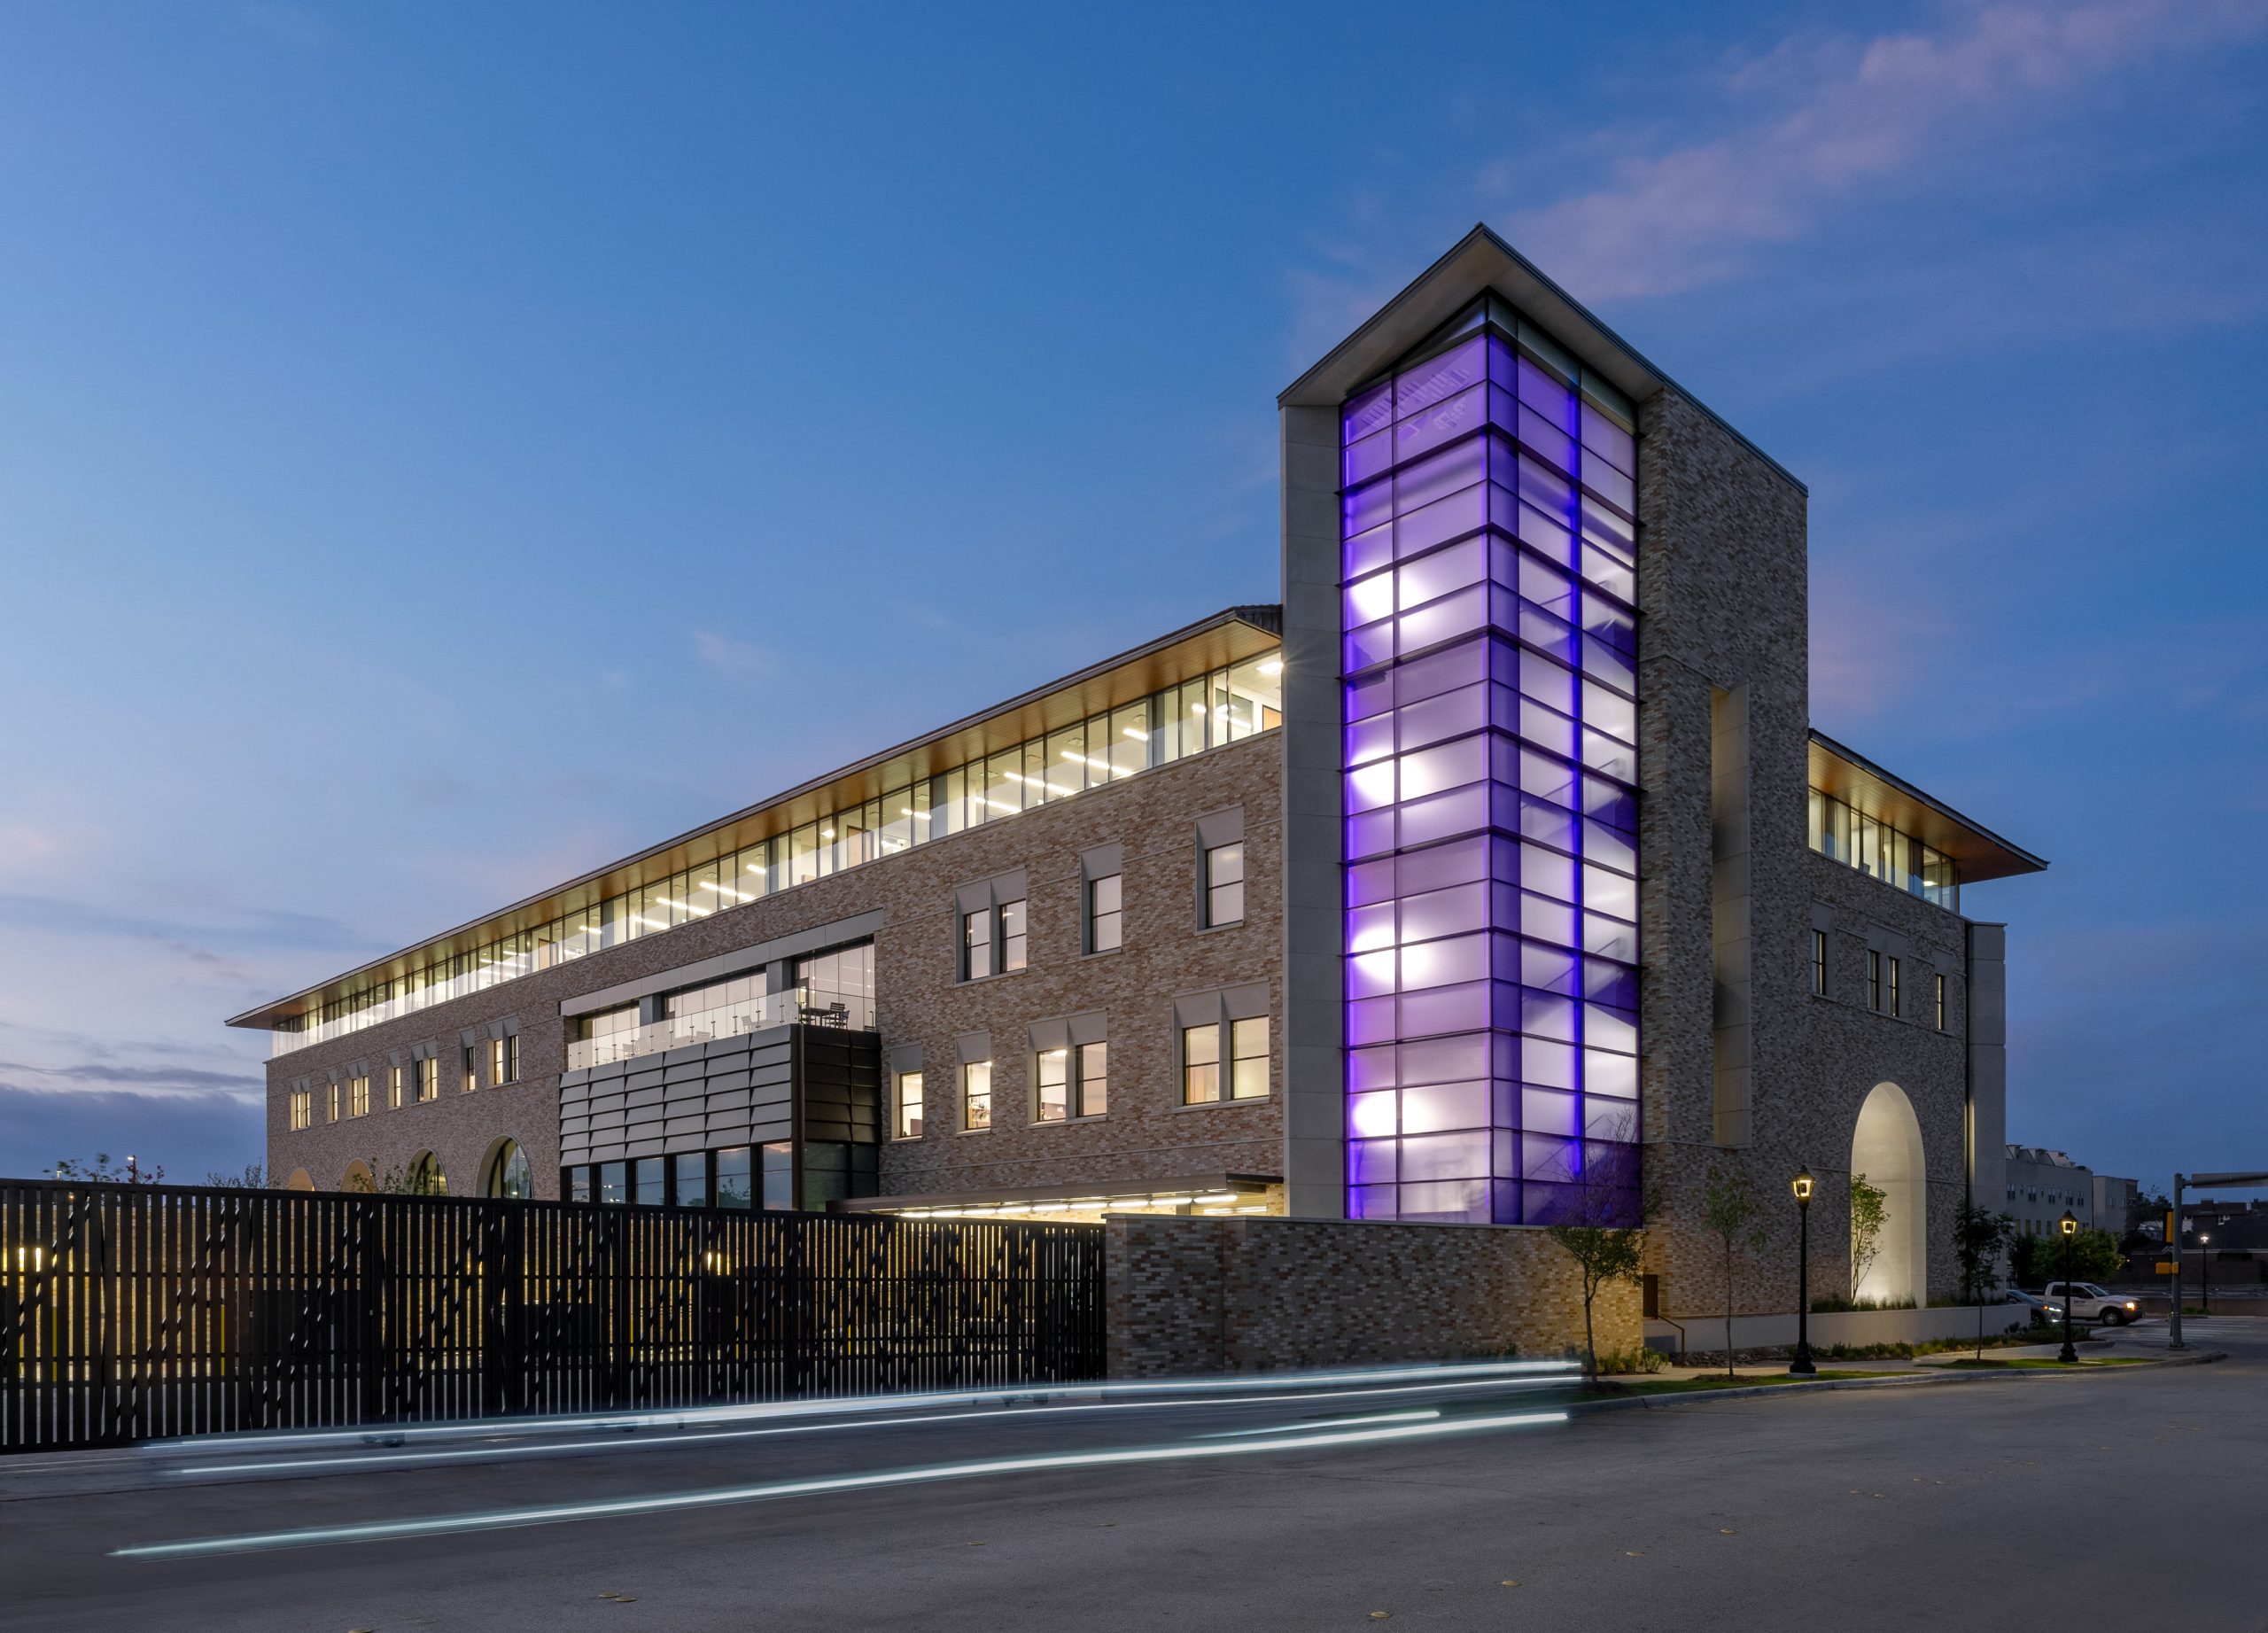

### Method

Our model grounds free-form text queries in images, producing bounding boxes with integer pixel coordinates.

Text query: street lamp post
[2057,1211,2079,1364]
[1790,1169,1817,1377]
[2200,1233,2210,1316]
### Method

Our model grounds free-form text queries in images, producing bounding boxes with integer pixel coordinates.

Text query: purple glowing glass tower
[1338,301,1642,1226]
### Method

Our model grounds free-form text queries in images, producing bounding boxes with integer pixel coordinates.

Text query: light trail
[115,1409,1569,1560]
[169,1379,1546,1477]
[144,1358,1579,1457]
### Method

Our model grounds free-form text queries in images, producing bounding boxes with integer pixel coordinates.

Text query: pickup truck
[2039,1281,2142,1326]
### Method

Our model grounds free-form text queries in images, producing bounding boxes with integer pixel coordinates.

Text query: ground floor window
[486,1139,534,1199]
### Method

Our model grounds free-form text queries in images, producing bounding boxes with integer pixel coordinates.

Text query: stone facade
[1634,389,1987,1322]
[1105,1212,1640,1376]
[267,733,1285,1201]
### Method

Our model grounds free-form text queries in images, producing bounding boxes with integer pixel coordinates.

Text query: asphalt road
[5,1322,2261,1632]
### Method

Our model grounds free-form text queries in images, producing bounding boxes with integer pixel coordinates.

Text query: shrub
[1594,1346,1668,1376]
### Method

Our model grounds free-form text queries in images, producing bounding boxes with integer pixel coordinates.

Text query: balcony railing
[566,986,875,1072]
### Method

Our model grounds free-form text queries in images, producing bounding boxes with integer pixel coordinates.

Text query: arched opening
[1851,1081,1926,1306]
[404,1151,447,1196]
[284,1168,315,1193]
[341,1160,376,1194]
[482,1138,534,1200]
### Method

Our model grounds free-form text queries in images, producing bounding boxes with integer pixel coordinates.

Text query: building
[2000,1145,2139,1238]
[2004,1146,2101,1237]
[236,225,2047,1326]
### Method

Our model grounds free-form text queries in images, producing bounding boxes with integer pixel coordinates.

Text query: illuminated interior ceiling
[1808,731,2047,883]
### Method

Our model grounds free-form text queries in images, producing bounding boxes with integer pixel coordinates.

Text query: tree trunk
[1582,1275,1597,1384]
[1724,1240,1736,1380]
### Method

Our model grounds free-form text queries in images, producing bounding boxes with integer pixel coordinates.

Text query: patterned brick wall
[1105,1213,1641,1376]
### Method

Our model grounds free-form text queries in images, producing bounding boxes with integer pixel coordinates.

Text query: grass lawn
[1934,1356,2154,1370]
[1580,1369,1906,1398]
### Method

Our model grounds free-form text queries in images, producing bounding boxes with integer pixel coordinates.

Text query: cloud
[692,630,781,677]
[0,1085,263,1181]
[0,1060,262,1098]
[1494,0,2268,301]
[0,890,370,957]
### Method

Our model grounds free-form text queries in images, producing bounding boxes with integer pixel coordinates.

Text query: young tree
[52,1153,165,1184]
[2008,1233,2044,1289]
[204,1163,270,1190]
[1700,1165,1767,1380]
[1848,1173,1887,1300]
[2069,1227,2127,1285]
[1542,1127,1650,1383]
[1951,1201,2016,1358]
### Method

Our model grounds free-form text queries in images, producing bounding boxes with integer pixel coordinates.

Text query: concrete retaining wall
[1645,1303,2026,1354]
[1106,1213,1639,1377]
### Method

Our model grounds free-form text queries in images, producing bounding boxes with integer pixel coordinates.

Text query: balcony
[566,985,875,1073]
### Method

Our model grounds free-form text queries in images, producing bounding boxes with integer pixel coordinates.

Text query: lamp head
[2059,1210,2078,1238]
[1792,1168,1815,1206]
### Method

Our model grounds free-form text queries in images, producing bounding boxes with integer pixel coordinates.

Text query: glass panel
[673,1153,708,1208]
[760,1141,793,1210]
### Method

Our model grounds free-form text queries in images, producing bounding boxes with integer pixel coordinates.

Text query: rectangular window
[1088,874,1122,953]
[492,1035,517,1085]
[1888,955,1901,1017]
[1000,900,1027,971]
[389,1065,406,1109]
[634,1155,665,1206]
[1182,1024,1220,1104]
[1230,1016,1269,1100]
[674,1152,708,1208]
[1205,842,1245,927]
[1037,1048,1070,1121]
[348,1076,370,1118]
[761,1141,793,1209]
[416,1057,439,1102]
[1935,972,1947,1030]
[325,1081,340,1123]
[461,1045,478,1093]
[288,1087,312,1131]
[715,1147,753,1209]
[567,1166,591,1203]
[1868,950,1883,1012]
[895,1071,925,1139]
[1077,1039,1108,1117]
[598,1160,627,1204]
[962,908,993,980]
[963,1061,992,1130]
[1811,929,1828,996]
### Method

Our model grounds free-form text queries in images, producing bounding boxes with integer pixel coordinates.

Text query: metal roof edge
[1278,222,1806,495]
[1807,727,2048,875]
[227,604,1285,1029]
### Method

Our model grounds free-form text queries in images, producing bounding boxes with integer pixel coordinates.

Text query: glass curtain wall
[1807,789,1957,909]
[1338,299,1643,1227]
[274,651,1282,1054]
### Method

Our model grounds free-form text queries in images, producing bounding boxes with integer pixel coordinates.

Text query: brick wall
[1105,1213,1641,1376]
[267,732,1284,1201]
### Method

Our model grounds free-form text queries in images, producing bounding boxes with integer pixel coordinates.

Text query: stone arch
[481,1136,534,1200]
[405,1150,447,1196]
[341,1159,376,1194]
[1851,1081,1927,1306]
[284,1167,315,1193]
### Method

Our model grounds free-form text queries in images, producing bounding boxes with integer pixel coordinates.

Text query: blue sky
[1,1,2263,1195]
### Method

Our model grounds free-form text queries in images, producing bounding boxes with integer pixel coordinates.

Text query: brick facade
[1105,1213,1640,1375]
[267,733,1285,1201]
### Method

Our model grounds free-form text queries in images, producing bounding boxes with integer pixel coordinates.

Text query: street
[4,1322,2261,1631]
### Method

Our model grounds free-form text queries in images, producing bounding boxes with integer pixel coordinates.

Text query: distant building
[2003,1145,2134,1237]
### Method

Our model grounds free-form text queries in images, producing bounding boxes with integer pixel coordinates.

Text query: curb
[1568,1348,2228,1415]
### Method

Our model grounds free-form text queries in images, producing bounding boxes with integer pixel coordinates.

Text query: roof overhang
[1278,222,1804,494]
[228,605,1284,1030]
[835,1173,1280,1216]
[1809,730,2047,883]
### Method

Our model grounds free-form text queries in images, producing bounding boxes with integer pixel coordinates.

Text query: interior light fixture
[1257,659,1282,677]
[902,808,932,821]
[1124,727,1149,742]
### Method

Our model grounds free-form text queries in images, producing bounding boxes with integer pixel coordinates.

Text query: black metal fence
[0,1178,1106,1453]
